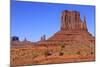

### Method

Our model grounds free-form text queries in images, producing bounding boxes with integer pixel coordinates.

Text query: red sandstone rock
[11,10,95,66]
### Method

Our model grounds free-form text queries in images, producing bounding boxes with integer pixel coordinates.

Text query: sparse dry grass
[11,44,95,66]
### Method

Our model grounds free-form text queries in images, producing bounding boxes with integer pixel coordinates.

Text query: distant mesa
[11,36,19,41]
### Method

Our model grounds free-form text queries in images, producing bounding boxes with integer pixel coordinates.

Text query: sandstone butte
[11,10,95,66]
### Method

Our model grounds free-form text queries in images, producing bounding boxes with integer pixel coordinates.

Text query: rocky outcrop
[61,10,87,31]
[11,10,95,66]
[39,10,94,45]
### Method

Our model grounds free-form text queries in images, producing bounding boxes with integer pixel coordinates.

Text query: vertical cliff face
[42,10,95,44]
[61,10,87,31]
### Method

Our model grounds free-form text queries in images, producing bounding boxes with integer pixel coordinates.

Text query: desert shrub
[61,45,65,49]
[76,51,81,55]
[59,52,64,56]
[91,52,94,54]
[44,51,52,57]
[32,52,38,58]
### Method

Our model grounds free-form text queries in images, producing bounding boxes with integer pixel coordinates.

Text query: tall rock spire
[24,38,27,41]
[83,16,88,31]
[41,35,46,41]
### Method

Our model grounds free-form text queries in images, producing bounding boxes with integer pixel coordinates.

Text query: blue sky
[11,0,95,42]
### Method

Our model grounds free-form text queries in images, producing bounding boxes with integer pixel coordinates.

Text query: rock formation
[40,35,46,41]
[61,10,88,31]
[39,10,95,45]
[11,10,95,66]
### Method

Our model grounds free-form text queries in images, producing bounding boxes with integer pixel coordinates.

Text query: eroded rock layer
[11,10,95,66]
